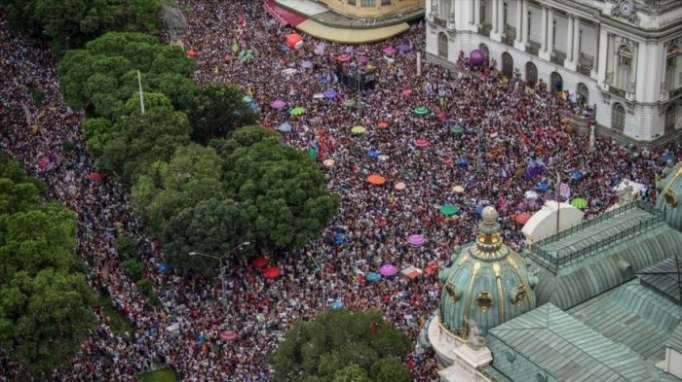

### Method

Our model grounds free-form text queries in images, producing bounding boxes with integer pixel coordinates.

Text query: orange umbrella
[514,213,531,224]
[378,121,389,129]
[367,174,386,186]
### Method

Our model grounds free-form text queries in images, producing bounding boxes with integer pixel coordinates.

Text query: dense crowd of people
[1,1,681,381]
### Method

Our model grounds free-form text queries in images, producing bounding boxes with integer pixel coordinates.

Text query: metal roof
[638,256,682,304]
[668,322,682,354]
[487,304,681,382]
[569,280,681,361]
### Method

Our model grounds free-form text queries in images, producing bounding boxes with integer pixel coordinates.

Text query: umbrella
[263,266,281,279]
[242,95,253,103]
[281,68,298,76]
[414,106,429,116]
[383,46,396,55]
[270,99,286,109]
[440,204,460,216]
[415,139,430,148]
[401,265,423,279]
[394,182,406,191]
[337,53,352,62]
[289,106,306,116]
[514,213,531,225]
[329,299,344,310]
[379,264,398,277]
[424,260,439,275]
[407,234,426,246]
[301,60,313,69]
[450,124,464,134]
[368,149,380,159]
[323,159,335,167]
[323,89,337,98]
[571,197,588,209]
[378,121,389,129]
[438,112,447,121]
[158,263,170,273]
[366,272,381,282]
[308,147,318,160]
[536,180,550,192]
[452,185,465,193]
[38,157,49,170]
[357,55,369,65]
[277,122,292,133]
[88,172,103,182]
[286,33,303,49]
[442,156,453,165]
[367,174,386,186]
[525,190,539,200]
[401,89,412,97]
[221,331,238,341]
[313,93,324,100]
[251,257,268,268]
[569,170,583,181]
[186,49,198,57]
[456,158,468,167]
[334,232,346,245]
[351,126,366,135]
[343,99,356,107]
[661,152,675,163]
[475,205,486,216]
[398,43,412,54]
[61,139,74,151]
[378,154,389,162]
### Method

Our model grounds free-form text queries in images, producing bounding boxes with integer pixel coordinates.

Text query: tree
[0,269,95,377]
[189,83,257,144]
[4,0,163,55]
[271,310,411,382]
[58,32,195,118]
[131,144,224,235]
[217,127,337,252]
[162,198,252,276]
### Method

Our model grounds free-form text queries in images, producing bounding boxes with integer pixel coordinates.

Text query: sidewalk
[270,0,423,43]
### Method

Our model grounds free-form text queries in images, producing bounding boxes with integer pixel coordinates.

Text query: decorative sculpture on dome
[466,318,486,350]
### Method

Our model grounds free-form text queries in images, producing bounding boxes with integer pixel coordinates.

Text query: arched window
[577,83,589,106]
[550,71,563,93]
[501,52,513,78]
[612,103,625,132]
[438,32,449,58]
[526,61,538,87]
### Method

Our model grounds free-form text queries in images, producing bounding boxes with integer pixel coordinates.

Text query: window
[503,2,508,26]
[438,32,448,58]
[527,11,532,40]
[381,0,391,5]
[348,0,356,5]
[361,0,374,7]
[552,20,557,45]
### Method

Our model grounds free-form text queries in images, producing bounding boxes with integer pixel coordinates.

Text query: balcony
[609,86,626,98]
[577,54,594,76]
[527,41,541,56]
[478,23,492,37]
[502,25,516,46]
[551,50,566,66]
[433,17,446,28]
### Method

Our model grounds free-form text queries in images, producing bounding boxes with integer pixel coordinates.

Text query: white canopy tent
[522,201,584,244]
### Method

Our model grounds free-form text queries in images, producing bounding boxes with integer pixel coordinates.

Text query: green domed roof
[656,162,682,231]
[438,207,537,338]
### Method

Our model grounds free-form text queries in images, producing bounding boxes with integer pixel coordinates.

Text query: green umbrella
[450,124,464,134]
[289,106,306,116]
[351,126,366,135]
[414,106,429,116]
[343,99,356,107]
[61,139,75,151]
[439,203,460,216]
[571,197,588,209]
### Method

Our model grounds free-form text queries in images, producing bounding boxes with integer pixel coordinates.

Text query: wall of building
[319,0,423,18]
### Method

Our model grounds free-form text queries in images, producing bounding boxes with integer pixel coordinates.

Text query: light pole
[188,241,250,312]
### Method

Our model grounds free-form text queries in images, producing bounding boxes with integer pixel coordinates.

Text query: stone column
[474,0,481,31]
[491,0,502,41]
[596,29,609,86]
[564,16,577,71]
[592,24,603,80]
[515,0,528,51]
[540,7,554,61]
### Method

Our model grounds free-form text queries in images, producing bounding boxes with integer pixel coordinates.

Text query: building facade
[425,0,682,142]
[318,0,424,18]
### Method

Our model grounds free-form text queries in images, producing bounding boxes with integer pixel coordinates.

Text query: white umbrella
[281,68,298,76]
[452,185,465,193]
[525,190,539,200]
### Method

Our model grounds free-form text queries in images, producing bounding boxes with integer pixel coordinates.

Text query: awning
[295,19,409,44]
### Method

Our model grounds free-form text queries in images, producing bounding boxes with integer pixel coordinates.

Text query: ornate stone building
[425,0,682,143]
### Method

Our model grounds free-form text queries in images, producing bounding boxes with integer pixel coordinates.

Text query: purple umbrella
[323,89,337,98]
[383,46,396,55]
[379,264,398,277]
[398,43,411,54]
[270,100,286,110]
[407,234,426,246]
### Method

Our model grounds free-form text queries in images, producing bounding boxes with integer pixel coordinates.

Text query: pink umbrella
[186,49,199,58]
[383,46,396,55]
[270,99,286,110]
[337,54,352,62]
[38,157,49,170]
[407,234,426,246]
[438,112,447,121]
[220,331,238,341]
[415,139,430,148]
[401,89,412,97]
[379,264,398,277]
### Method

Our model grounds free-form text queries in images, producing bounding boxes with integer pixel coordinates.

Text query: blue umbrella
[366,272,381,282]
[158,263,170,273]
[368,150,380,159]
[277,122,292,133]
[324,89,337,98]
[475,205,486,216]
[301,60,313,69]
[569,170,583,181]
[329,299,344,310]
[662,152,675,163]
[456,158,468,167]
[242,95,253,103]
[536,180,549,192]
[248,102,258,111]
[334,232,346,245]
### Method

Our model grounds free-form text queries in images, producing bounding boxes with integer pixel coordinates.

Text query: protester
[0,1,679,381]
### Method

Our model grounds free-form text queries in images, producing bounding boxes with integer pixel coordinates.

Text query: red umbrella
[186,49,199,57]
[251,257,268,269]
[263,266,281,279]
[438,112,447,121]
[88,171,103,182]
[38,157,49,170]
[220,330,238,341]
[514,213,531,224]
[337,54,352,62]
[377,121,389,129]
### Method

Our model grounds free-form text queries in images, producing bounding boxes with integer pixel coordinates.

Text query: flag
[559,182,571,200]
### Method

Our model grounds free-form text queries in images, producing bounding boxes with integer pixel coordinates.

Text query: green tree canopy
[216,127,337,252]
[162,198,252,276]
[131,143,224,235]
[189,82,257,144]
[4,0,163,54]
[58,32,195,118]
[271,309,411,382]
